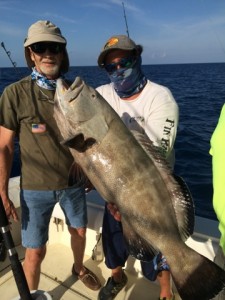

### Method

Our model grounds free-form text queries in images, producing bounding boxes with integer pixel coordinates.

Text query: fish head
[55,76,97,123]
[54,77,111,151]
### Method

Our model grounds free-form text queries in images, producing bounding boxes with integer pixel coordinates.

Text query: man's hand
[107,203,121,221]
[2,198,19,222]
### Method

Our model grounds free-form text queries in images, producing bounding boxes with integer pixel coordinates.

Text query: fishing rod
[122,2,130,37]
[0,197,32,300]
[1,41,17,68]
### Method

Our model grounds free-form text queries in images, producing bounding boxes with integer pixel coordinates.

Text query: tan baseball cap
[24,20,69,73]
[98,35,142,67]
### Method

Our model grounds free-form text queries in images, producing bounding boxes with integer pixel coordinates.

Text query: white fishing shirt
[96,80,179,169]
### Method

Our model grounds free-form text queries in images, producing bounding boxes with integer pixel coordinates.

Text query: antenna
[122,2,130,37]
[1,42,17,68]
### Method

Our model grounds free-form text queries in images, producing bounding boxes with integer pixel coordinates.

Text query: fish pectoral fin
[122,218,158,262]
[172,174,195,240]
[61,133,96,152]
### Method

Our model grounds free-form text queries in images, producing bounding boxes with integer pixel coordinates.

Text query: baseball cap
[98,35,142,67]
[24,20,69,73]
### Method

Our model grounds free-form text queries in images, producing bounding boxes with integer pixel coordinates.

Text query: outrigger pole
[122,2,130,37]
[1,42,17,68]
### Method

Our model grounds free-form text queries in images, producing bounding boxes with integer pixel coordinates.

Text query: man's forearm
[0,144,14,201]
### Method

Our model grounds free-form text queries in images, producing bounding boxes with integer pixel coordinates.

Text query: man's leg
[68,226,86,274]
[23,246,46,290]
[21,189,56,290]
[157,270,173,299]
[111,266,125,282]
[59,185,87,276]
[61,186,101,290]
[98,204,128,300]
[141,254,174,300]
[102,204,129,274]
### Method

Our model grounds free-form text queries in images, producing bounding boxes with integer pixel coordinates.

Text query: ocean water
[1,63,225,221]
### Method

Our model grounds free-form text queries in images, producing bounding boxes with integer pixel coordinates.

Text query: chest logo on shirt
[126,115,145,133]
[32,123,46,133]
[129,116,144,123]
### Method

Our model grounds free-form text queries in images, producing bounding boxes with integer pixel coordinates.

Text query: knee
[68,226,86,238]
[25,247,46,265]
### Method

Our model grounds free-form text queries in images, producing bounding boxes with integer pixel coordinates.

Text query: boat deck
[0,242,168,300]
[0,177,220,300]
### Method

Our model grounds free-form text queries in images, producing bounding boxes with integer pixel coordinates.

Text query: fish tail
[170,246,225,300]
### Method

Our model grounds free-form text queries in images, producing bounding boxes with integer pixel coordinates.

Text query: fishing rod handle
[0,196,9,227]
[0,197,33,300]
[10,255,33,300]
[0,197,19,255]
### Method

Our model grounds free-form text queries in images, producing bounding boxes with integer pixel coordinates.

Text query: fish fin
[171,245,225,300]
[68,162,92,188]
[122,217,158,261]
[172,174,195,238]
[62,133,96,152]
[131,130,195,241]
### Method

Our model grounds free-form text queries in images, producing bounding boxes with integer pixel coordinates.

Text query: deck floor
[0,177,219,299]
[0,243,181,300]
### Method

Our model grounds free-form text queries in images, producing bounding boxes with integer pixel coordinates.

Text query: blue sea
[1,63,225,221]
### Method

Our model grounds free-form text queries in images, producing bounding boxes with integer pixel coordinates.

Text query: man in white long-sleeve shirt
[96,35,179,300]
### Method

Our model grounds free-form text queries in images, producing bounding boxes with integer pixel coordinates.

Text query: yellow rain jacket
[210,104,225,254]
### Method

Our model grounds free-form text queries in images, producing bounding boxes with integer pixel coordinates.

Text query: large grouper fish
[54,77,225,300]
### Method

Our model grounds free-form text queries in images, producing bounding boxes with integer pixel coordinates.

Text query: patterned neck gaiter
[31,67,61,90]
[108,56,147,98]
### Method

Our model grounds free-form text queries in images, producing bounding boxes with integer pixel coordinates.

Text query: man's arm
[0,126,18,221]
[145,89,179,168]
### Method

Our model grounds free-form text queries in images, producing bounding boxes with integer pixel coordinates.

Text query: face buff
[108,56,147,98]
[31,67,58,90]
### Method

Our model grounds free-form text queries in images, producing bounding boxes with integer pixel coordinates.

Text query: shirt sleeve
[0,84,19,131]
[145,86,179,167]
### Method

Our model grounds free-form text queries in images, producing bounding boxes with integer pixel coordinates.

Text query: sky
[0,0,225,67]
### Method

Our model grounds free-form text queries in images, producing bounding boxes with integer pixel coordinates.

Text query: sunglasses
[30,42,65,54]
[105,57,135,73]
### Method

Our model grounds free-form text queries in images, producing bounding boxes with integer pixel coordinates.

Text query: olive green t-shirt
[0,76,74,190]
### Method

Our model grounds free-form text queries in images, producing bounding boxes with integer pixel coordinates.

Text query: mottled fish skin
[54,77,225,300]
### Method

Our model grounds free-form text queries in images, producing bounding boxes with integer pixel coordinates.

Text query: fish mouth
[55,78,97,122]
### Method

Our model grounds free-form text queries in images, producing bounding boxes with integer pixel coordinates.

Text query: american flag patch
[31,123,46,133]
